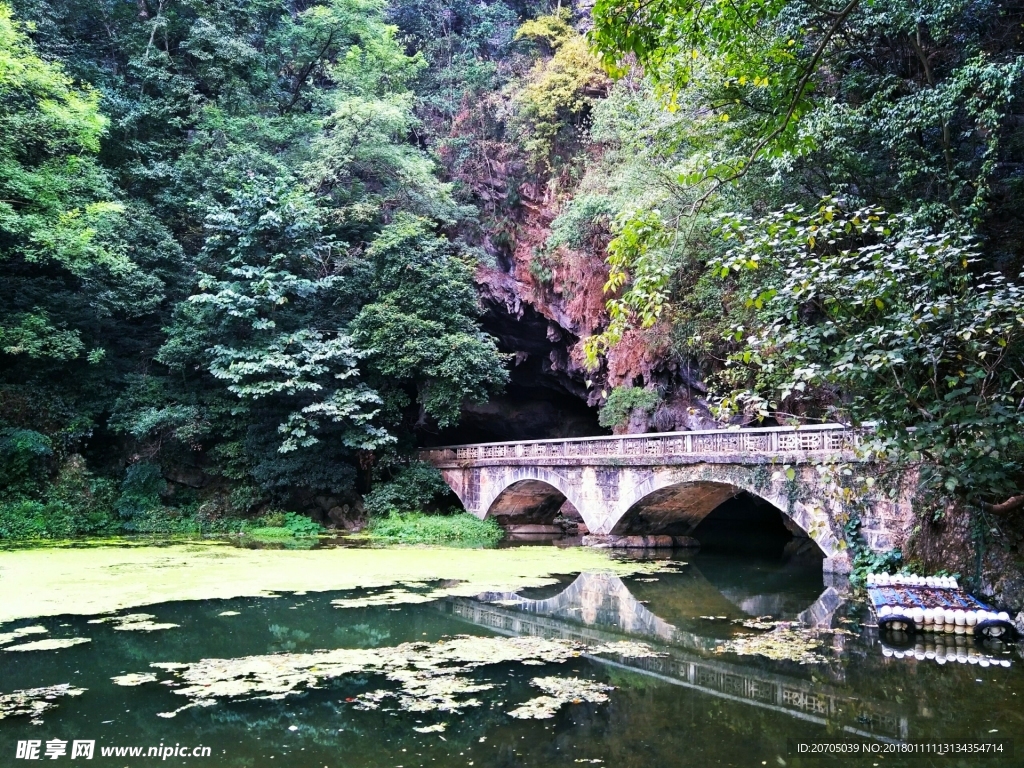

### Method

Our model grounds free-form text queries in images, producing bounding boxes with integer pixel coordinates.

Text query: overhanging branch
[982,494,1024,514]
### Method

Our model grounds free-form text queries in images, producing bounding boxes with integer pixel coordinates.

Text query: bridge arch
[451,466,598,532]
[609,470,841,560]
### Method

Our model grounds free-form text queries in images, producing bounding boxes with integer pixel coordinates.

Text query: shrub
[48,457,118,535]
[246,511,324,538]
[0,500,47,539]
[0,498,114,540]
[598,386,660,429]
[0,429,53,499]
[364,462,455,517]
[115,462,165,532]
[366,511,503,546]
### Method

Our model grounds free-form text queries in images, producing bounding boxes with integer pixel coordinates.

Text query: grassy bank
[365,512,503,546]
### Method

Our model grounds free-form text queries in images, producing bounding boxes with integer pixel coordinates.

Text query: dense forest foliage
[0,0,1022,545]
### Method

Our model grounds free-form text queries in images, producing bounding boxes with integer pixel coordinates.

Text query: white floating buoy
[911,608,925,628]
[922,608,934,630]
[879,605,893,616]
[997,611,1010,622]
[979,659,990,668]
[944,609,957,625]
[914,650,926,660]
[894,650,905,658]
[966,611,978,627]
[1000,660,1011,668]
[936,656,946,665]
[867,573,877,586]
[882,647,894,657]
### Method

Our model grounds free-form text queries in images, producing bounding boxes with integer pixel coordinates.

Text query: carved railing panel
[420,424,862,466]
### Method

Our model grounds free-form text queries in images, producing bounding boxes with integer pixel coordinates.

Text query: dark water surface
[1,544,1020,768]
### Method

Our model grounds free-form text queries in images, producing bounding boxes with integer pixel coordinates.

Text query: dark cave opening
[418,300,605,446]
[691,492,824,562]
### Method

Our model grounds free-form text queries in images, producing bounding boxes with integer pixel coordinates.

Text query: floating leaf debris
[331,588,453,609]
[588,641,666,659]
[715,624,832,664]
[412,723,447,733]
[3,638,91,652]
[507,677,613,720]
[88,613,179,632]
[112,673,159,686]
[0,685,86,721]
[0,625,48,645]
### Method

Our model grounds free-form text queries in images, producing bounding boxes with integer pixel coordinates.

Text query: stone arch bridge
[418,425,913,574]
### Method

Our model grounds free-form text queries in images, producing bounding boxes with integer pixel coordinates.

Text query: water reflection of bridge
[440,572,909,743]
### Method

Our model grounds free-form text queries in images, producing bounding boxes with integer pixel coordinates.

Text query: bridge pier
[422,426,913,577]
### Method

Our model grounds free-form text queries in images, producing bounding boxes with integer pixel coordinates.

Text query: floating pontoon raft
[866,573,1017,640]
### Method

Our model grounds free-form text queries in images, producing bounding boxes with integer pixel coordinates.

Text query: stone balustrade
[419,423,863,467]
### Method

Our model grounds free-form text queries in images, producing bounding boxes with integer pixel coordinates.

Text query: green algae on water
[116,635,588,717]
[0,543,666,623]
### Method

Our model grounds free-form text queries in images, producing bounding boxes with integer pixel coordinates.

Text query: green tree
[714,199,1024,513]
[352,215,509,429]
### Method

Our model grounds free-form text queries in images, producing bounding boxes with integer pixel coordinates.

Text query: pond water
[0,540,1020,767]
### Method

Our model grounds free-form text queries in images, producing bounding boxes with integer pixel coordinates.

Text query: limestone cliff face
[417,0,717,443]
[465,177,719,441]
